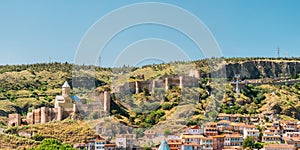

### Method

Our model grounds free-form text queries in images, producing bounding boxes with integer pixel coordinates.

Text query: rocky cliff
[224,60,300,80]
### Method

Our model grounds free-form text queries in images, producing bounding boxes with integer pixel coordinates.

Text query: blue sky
[0,0,299,67]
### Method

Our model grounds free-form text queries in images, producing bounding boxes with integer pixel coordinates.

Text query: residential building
[104,144,116,150]
[200,137,213,150]
[181,142,201,150]
[231,122,245,134]
[76,135,115,150]
[283,137,300,149]
[262,131,281,143]
[243,125,260,141]
[167,139,181,150]
[217,113,230,121]
[223,134,243,147]
[181,134,203,144]
[262,144,296,150]
[73,143,88,150]
[217,113,250,122]
[182,125,203,135]
[217,120,232,132]
[212,135,225,150]
[268,127,280,135]
[280,121,297,133]
[283,132,300,138]
[95,139,106,150]
[145,130,156,138]
[203,122,218,136]
[115,134,136,149]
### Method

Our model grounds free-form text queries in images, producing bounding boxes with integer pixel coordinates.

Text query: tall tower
[165,78,169,91]
[234,74,240,98]
[135,81,139,94]
[179,76,183,89]
[62,81,71,96]
[103,91,110,112]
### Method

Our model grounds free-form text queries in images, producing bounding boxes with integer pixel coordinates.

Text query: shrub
[161,102,173,110]
[32,134,44,141]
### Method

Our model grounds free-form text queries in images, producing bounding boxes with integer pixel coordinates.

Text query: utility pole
[234,74,240,98]
[99,56,101,66]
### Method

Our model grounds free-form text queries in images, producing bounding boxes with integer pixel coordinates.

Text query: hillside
[224,58,300,80]
[1,120,95,149]
[0,58,300,148]
[0,59,299,119]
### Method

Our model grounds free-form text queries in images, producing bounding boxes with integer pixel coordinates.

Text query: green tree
[144,146,152,150]
[164,128,171,136]
[134,128,145,138]
[243,136,255,149]
[32,134,44,141]
[30,138,75,150]
[254,142,263,149]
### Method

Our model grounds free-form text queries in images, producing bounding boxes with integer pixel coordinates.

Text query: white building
[262,131,281,143]
[95,139,106,150]
[182,125,203,135]
[224,134,243,147]
[243,125,260,141]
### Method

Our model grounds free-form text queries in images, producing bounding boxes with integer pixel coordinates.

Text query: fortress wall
[182,76,199,87]
[115,75,201,94]
[33,108,41,124]
[26,112,34,124]
[40,107,48,124]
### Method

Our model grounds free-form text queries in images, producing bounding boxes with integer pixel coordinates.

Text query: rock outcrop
[224,60,300,79]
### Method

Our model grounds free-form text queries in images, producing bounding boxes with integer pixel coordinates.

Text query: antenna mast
[277,47,280,58]
[98,56,101,67]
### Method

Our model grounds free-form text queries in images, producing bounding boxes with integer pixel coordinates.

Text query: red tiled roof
[190,125,200,129]
[224,134,243,138]
[264,144,295,148]
[167,140,182,144]
[182,142,200,146]
[218,120,232,123]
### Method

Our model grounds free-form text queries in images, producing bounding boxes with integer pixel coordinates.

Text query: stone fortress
[26,81,77,124]
[8,69,200,126]
[8,81,111,126]
[113,69,201,94]
[75,90,111,118]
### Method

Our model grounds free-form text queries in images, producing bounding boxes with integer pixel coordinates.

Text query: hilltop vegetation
[1,58,300,149]
[1,120,95,149]
[0,58,299,119]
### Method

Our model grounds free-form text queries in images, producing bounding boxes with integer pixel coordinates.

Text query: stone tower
[40,107,48,124]
[103,91,110,112]
[135,81,139,94]
[189,69,201,79]
[8,114,21,127]
[165,78,169,91]
[62,81,71,97]
[179,76,183,89]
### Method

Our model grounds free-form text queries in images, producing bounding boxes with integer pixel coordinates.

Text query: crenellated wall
[26,107,63,124]
[114,73,200,95]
